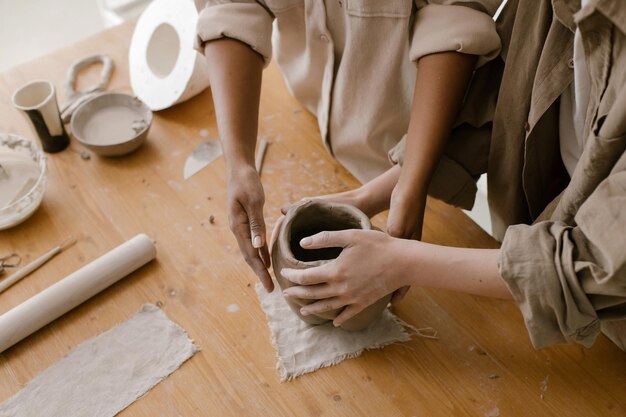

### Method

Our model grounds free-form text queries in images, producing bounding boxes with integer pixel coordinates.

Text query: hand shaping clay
[272,200,391,331]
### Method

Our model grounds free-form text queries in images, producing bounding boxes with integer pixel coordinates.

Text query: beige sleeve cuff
[388,135,477,209]
[195,2,274,66]
[410,4,501,68]
[498,222,601,349]
[388,134,407,166]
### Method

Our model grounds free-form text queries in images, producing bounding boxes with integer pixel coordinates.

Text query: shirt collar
[594,0,626,36]
[552,0,580,33]
[554,0,626,36]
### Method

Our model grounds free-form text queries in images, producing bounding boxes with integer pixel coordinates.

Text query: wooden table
[0,22,624,417]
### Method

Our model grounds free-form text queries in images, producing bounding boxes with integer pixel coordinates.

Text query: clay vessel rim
[278,200,371,267]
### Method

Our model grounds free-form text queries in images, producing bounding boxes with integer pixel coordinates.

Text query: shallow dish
[0,134,47,230]
[71,93,152,157]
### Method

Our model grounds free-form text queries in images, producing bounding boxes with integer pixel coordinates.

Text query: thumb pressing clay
[272,200,391,331]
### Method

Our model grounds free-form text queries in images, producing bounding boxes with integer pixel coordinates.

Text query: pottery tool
[0,163,8,180]
[0,304,197,417]
[0,233,156,353]
[183,140,223,180]
[255,138,270,174]
[6,177,37,207]
[60,54,114,123]
[0,253,21,276]
[0,237,76,294]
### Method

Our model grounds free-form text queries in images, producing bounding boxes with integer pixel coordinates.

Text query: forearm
[356,165,401,216]
[204,38,264,172]
[396,241,511,299]
[398,52,477,194]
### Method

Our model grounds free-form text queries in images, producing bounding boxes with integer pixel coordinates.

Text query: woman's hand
[227,165,273,291]
[204,38,270,288]
[281,229,410,327]
[385,180,428,304]
[280,229,510,328]
[387,182,427,241]
[384,52,479,303]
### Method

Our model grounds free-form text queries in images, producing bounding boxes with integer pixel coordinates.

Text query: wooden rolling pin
[0,234,156,353]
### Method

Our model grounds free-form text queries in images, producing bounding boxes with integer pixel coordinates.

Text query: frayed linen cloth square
[0,304,197,417]
[256,284,436,381]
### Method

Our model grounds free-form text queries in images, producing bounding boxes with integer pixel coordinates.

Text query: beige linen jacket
[498,0,626,351]
[394,0,626,350]
[194,0,502,183]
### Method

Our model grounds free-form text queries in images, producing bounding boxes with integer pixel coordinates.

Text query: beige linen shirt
[393,0,626,350]
[194,0,502,183]
[498,0,626,351]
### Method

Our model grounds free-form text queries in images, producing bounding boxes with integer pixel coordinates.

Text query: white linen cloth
[256,284,436,381]
[0,304,197,417]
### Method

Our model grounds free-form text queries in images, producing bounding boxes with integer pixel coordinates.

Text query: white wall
[0,0,104,72]
[463,174,493,236]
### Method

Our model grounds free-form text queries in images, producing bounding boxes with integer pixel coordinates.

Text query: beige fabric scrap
[0,304,198,417]
[257,284,434,381]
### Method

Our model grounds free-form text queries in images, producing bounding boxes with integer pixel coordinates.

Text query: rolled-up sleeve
[498,169,626,349]
[194,0,274,66]
[411,1,502,67]
[388,134,407,166]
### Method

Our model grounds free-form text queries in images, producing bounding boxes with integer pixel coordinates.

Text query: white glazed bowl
[71,92,152,157]
[0,134,47,230]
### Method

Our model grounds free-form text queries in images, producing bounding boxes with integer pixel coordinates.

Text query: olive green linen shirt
[194,0,502,183]
[393,0,626,350]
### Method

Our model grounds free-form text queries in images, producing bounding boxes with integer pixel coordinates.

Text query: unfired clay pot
[272,200,392,331]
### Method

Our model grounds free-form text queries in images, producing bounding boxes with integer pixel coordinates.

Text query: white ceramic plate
[0,134,47,230]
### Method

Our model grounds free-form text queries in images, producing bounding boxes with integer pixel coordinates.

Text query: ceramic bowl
[0,134,47,230]
[71,93,152,157]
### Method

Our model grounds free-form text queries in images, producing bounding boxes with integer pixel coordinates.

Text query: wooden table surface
[0,21,624,417]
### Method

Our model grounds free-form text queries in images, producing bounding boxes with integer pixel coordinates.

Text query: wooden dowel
[255,138,270,174]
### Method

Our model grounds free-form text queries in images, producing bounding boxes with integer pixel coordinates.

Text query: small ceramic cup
[12,80,70,153]
[272,200,392,331]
